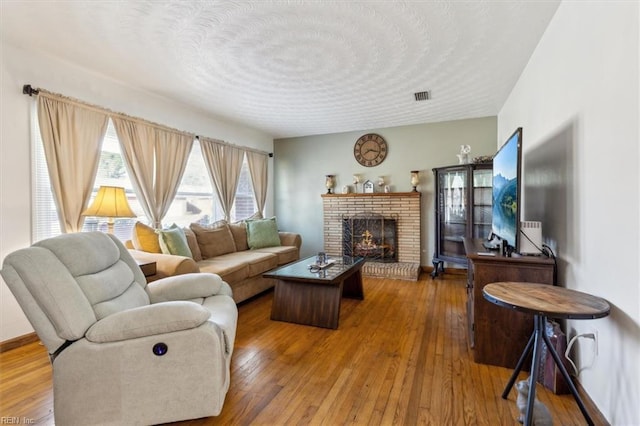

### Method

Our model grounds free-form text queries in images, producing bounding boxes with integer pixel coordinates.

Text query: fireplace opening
[342,212,398,262]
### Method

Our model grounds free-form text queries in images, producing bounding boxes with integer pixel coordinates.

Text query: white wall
[0,42,274,341]
[273,117,497,264]
[499,2,639,423]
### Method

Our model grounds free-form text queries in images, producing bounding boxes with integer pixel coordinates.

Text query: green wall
[273,116,497,266]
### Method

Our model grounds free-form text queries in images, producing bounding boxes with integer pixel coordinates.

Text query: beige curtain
[112,117,193,228]
[37,92,109,233]
[200,138,245,222]
[246,151,268,215]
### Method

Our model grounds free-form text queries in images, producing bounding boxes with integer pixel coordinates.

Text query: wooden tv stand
[463,238,555,368]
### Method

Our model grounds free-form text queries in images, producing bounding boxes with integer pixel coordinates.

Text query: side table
[483,282,610,426]
[136,260,157,278]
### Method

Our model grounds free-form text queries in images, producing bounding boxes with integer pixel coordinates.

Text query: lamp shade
[82,186,136,218]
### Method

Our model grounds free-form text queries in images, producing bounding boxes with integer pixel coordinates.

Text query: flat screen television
[491,127,523,252]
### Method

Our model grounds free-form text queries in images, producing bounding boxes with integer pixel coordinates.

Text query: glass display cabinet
[431,162,492,278]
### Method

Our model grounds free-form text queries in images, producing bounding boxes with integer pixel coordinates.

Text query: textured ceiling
[1,1,560,138]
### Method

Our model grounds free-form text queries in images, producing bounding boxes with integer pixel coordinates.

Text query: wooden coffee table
[264,256,365,329]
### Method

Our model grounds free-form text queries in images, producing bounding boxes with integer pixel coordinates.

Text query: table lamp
[82,186,136,234]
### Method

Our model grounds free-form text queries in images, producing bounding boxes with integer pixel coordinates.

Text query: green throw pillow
[246,217,281,250]
[157,225,193,258]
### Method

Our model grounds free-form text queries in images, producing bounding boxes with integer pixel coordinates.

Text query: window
[32,105,61,242]
[231,159,258,222]
[163,140,215,227]
[164,140,257,227]
[32,119,141,242]
[33,115,258,242]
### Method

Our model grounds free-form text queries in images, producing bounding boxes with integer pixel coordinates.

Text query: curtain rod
[195,136,273,157]
[22,84,273,158]
[23,84,39,96]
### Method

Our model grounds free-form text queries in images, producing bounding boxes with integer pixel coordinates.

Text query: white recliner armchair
[1,232,238,425]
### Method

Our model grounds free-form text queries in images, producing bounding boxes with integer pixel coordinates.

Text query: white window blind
[32,103,60,242]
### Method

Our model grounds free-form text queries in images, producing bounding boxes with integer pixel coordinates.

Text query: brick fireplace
[322,192,421,281]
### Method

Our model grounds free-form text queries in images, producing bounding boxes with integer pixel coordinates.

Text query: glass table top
[263,256,365,283]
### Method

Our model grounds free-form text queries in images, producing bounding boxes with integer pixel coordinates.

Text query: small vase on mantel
[325,175,336,194]
[352,174,361,193]
[410,171,420,192]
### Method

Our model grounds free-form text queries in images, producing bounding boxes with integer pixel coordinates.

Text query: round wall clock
[354,133,388,167]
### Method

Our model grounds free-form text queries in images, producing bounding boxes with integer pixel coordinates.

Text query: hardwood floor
[0,273,607,425]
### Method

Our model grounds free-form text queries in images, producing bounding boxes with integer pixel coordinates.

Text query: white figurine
[457,145,471,164]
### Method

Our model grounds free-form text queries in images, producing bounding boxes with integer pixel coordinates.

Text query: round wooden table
[483,282,610,426]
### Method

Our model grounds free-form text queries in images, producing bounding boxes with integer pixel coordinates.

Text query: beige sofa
[128,219,302,303]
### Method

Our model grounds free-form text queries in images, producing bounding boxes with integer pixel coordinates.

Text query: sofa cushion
[218,251,278,277]
[246,217,281,250]
[132,222,161,253]
[229,222,249,251]
[182,227,202,261]
[196,251,277,285]
[197,258,249,285]
[157,225,192,258]
[254,245,299,265]
[191,223,237,259]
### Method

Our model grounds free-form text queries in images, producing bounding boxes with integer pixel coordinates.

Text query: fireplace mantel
[321,192,420,198]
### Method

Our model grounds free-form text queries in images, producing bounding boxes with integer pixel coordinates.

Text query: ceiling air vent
[414,91,431,101]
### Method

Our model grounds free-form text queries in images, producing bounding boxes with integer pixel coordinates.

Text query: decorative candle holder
[410,171,420,192]
[325,175,336,194]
